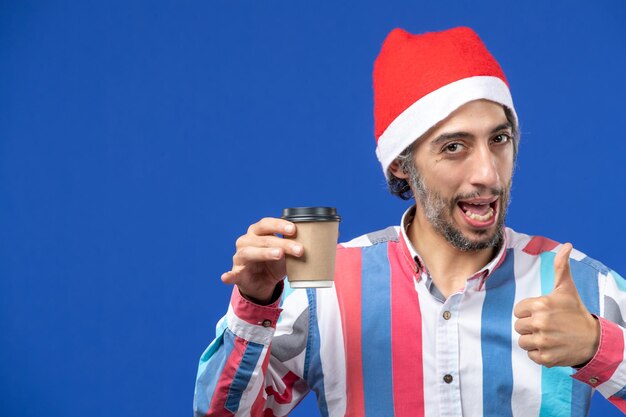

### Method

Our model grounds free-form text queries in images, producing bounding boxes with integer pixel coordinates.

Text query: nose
[467,143,500,189]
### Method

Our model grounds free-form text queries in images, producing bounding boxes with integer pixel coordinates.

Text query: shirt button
[443,374,453,384]
[589,377,599,385]
[443,311,452,320]
[261,319,272,328]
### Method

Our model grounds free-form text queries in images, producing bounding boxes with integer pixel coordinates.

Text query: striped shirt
[194,208,626,416]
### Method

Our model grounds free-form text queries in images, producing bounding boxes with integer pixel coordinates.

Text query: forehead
[421,99,509,142]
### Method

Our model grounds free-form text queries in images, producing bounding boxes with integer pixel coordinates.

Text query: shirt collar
[399,206,426,276]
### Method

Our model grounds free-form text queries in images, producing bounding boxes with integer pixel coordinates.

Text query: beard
[406,163,510,252]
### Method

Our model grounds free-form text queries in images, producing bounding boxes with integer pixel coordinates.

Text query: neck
[407,205,498,298]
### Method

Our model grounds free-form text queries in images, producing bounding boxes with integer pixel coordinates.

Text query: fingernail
[284,224,295,234]
[271,248,281,258]
[292,244,302,255]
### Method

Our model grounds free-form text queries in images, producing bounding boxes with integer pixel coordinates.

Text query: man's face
[403,100,515,251]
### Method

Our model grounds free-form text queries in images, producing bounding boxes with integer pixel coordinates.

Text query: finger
[233,246,285,266]
[221,264,249,284]
[223,247,283,285]
[526,349,545,366]
[518,334,537,351]
[221,270,236,284]
[553,242,575,291]
[236,234,303,257]
[514,317,534,335]
[513,298,536,319]
[249,217,296,237]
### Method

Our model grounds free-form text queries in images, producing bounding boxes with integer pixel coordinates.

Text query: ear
[388,159,409,179]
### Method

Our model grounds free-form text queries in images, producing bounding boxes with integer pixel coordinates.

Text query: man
[194,27,626,416]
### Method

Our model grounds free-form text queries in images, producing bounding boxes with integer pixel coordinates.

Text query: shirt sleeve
[193,282,312,416]
[572,269,626,413]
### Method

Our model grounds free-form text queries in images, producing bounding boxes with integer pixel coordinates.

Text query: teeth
[465,207,494,221]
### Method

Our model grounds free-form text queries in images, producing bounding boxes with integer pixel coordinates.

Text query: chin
[440,222,504,252]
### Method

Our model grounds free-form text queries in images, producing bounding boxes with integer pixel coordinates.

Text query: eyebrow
[430,122,513,147]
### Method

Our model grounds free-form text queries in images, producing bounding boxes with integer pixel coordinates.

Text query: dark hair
[386,106,520,200]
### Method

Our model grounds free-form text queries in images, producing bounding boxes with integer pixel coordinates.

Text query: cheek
[498,156,515,183]
[424,168,465,196]
[431,159,466,182]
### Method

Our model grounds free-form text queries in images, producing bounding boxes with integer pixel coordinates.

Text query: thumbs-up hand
[513,243,600,368]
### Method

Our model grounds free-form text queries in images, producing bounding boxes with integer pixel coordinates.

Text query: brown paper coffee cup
[281,207,341,288]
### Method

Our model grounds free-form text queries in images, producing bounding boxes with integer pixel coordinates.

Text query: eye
[443,142,465,154]
[493,133,511,144]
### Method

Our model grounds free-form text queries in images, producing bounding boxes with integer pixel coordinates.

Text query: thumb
[553,242,576,292]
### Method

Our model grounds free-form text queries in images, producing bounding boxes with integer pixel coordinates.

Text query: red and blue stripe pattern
[389,239,425,417]
[334,245,365,416]
[481,249,516,417]
[334,239,425,417]
[195,226,626,416]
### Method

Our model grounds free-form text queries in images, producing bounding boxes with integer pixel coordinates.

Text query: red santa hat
[373,27,517,176]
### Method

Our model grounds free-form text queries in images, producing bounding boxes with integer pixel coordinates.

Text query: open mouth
[457,198,499,226]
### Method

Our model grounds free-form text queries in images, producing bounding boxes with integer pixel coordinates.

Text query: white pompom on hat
[373,27,517,177]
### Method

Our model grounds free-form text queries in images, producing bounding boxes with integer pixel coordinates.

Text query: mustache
[452,187,505,204]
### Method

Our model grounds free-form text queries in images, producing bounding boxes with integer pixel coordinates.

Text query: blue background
[1,1,625,416]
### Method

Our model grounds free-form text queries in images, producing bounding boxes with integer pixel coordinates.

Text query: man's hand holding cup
[221,217,303,305]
